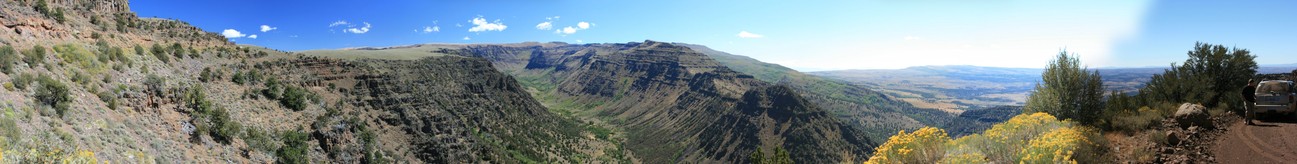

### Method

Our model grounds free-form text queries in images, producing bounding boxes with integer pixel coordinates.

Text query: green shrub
[111,47,127,63]
[34,74,71,117]
[262,77,283,98]
[70,70,90,86]
[54,44,103,71]
[1024,51,1105,126]
[24,45,47,67]
[209,106,240,143]
[1108,106,1169,133]
[186,85,240,144]
[33,0,65,23]
[244,127,278,152]
[189,48,200,58]
[280,85,311,111]
[231,71,245,85]
[277,130,311,164]
[0,111,20,143]
[95,40,112,63]
[1138,42,1257,110]
[144,74,165,97]
[749,147,793,164]
[10,73,35,90]
[151,43,169,63]
[134,44,146,57]
[199,67,215,82]
[357,122,387,163]
[170,43,185,59]
[0,45,17,74]
[97,90,118,110]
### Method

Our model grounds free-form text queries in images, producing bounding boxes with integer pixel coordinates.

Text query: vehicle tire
[1291,110,1297,122]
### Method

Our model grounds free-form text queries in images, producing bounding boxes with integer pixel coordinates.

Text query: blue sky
[130,0,1297,71]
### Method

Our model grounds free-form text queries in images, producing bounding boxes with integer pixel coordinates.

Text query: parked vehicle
[1254,80,1296,116]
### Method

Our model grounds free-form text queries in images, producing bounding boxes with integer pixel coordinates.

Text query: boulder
[1165,130,1182,145]
[1174,103,1211,129]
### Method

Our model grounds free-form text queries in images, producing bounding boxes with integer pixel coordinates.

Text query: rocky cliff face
[456,41,875,163]
[338,56,589,163]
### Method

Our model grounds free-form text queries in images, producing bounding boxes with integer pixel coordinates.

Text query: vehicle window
[1257,82,1292,93]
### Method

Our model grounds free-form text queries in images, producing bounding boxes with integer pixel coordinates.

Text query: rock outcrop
[1174,103,1211,129]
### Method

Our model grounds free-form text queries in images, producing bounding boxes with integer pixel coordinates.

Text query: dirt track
[1212,115,1297,163]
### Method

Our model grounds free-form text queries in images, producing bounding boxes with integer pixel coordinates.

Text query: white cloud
[559,26,577,35]
[468,16,507,32]
[536,21,553,30]
[222,29,247,38]
[577,22,590,29]
[248,35,258,39]
[344,22,371,34]
[260,25,277,32]
[423,26,440,33]
[329,21,348,27]
[737,31,764,38]
[575,39,583,43]
[550,21,593,35]
[462,36,471,40]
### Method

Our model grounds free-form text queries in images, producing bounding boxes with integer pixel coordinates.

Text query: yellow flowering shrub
[1019,127,1088,163]
[0,148,102,164]
[62,150,99,164]
[937,151,987,164]
[865,127,950,164]
[976,112,1068,162]
[866,112,1106,163]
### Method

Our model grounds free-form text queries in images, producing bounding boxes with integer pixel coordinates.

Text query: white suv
[1255,80,1296,115]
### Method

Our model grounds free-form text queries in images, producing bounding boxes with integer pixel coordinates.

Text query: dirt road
[1212,116,1297,163]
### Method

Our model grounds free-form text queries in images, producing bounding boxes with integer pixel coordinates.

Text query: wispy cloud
[344,22,371,34]
[326,21,373,34]
[330,21,371,34]
[462,36,471,40]
[468,16,507,32]
[248,34,258,39]
[222,29,247,38]
[537,16,561,30]
[737,31,764,38]
[423,26,440,33]
[260,25,277,32]
[536,21,553,30]
[329,21,348,27]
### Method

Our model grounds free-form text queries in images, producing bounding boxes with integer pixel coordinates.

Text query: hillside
[0,0,604,163]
